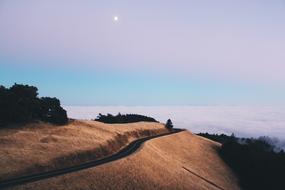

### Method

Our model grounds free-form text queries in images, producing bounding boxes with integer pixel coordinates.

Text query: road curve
[0,129,184,189]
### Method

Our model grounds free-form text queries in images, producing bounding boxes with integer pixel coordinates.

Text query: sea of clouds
[64,106,285,148]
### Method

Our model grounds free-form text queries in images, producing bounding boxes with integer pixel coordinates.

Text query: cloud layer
[65,106,285,140]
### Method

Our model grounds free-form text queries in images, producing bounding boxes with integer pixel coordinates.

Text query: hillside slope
[0,120,168,180]
[7,131,241,190]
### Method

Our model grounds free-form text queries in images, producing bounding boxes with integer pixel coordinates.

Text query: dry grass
[0,120,168,180]
[7,131,241,190]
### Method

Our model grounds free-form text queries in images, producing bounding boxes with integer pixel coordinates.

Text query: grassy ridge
[0,120,168,181]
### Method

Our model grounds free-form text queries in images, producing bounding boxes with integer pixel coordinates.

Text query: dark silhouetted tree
[0,84,68,127]
[165,119,173,130]
[95,113,158,123]
[0,85,10,126]
[9,84,41,122]
[40,97,68,125]
[198,133,285,190]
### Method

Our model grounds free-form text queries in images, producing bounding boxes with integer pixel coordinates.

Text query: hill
[3,126,240,190]
[0,120,168,181]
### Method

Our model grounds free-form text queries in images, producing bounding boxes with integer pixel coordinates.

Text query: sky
[0,0,285,106]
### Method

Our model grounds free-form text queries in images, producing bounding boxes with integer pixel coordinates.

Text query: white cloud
[64,106,285,140]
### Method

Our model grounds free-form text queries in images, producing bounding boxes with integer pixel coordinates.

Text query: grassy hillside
[8,131,241,190]
[0,120,168,180]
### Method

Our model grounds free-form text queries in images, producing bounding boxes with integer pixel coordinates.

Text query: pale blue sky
[0,0,285,105]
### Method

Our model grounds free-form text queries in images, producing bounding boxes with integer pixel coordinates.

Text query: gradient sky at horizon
[1,0,285,105]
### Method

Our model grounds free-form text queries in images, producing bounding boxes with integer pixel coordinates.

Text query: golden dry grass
[7,131,241,190]
[0,120,168,180]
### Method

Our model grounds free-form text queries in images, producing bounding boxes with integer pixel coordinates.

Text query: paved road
[0,129,184,189]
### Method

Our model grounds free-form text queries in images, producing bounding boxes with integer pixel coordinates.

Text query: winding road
[0,129,183,189]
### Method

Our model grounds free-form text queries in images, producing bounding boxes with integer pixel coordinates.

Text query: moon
[113,16,119,22]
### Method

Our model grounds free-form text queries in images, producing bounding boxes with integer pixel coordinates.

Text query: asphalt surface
[0,129,184,189]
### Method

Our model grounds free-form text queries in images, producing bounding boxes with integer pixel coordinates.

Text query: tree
[165,119,173,130]
[40,97,68,125]
[0,85,9,126]
[0,84,68,127]
[9,84,41,122]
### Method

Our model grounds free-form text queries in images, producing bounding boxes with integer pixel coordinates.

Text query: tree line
[94,113,159,123]
[0,84,68,126]
[95,113,174,131]
[198,133,285,190]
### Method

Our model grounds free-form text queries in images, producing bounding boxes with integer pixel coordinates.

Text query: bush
[0,84,68,126]
[95,113,158,123]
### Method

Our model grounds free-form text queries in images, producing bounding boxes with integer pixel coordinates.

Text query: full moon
[113,16,119,22]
